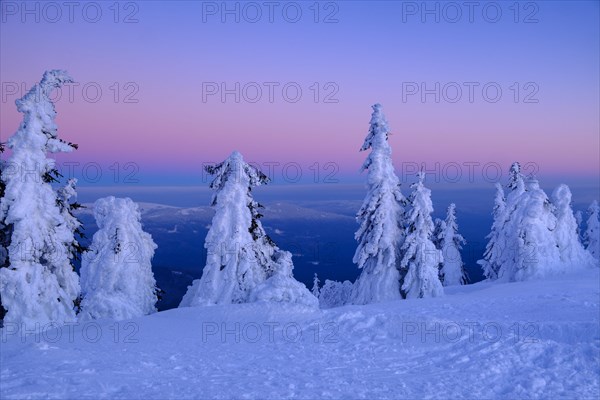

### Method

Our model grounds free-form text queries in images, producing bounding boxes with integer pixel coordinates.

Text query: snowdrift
[1,268,599,399]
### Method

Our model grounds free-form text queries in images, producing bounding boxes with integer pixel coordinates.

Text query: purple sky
[1,1,598,188]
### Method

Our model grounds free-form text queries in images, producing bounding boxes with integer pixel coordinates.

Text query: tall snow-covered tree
[552,185,596,269]
[400,172,443,298]
[584,200,600,260]
[180,151,317,308]
[497,178,561,281]
[312,273,320,298]
[0,70,80,327]
[478,164,525,280]
[438,204,467,286]
[351,103,406,305]
[79,197,159,320]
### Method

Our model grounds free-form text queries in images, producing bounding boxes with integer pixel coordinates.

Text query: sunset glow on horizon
[1,1,598,186]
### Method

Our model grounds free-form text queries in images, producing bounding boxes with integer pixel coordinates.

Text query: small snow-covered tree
[319,280,353,309]
[438,204,467,286]
[180,151,316,307]
[497,178,561,281]
[79,197,158,320]
[351,103,406,305]
[312,273,320,298]
[0,70,80,327]
[477,183,506,280]
[400,172,443,298]
[584,201,600,260]
[552,185,596,269]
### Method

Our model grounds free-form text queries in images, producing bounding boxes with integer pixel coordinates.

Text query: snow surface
[2,268,598,399]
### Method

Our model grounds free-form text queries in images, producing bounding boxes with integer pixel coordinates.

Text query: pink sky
[1,2,598,185]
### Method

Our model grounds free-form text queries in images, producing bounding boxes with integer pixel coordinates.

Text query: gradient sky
[1,1,599,189]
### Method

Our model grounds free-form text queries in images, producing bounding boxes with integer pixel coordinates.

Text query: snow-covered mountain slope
[2,268,598,399]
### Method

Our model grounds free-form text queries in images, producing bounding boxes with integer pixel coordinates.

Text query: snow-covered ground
[1,268,599,399]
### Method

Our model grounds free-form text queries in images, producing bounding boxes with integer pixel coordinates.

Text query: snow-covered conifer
[180,151,316,307]
[79,197,158,320]
[584,201,600,260]
[312,273,320,298]
[0,70,80,327]
[400,172,443,298]
[478,163,527,281]
[351,103,406,304]
[478,183,507,280]
[439,204,467,286]
[552,185,596,269]
[497,178,561,281]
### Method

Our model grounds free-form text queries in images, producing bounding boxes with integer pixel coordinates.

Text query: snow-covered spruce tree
[0,70,80,327]
[79,197,158,320]
[438,204,467,286]
[584,200,600,260]
[478,162,527,281]
[180,151,317,308]
[477,183,507,280]
[351,103,406,305]
[497,178,561,281]
[400,172,443,298]
[312,273,320,298]
[552,185,596,269]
